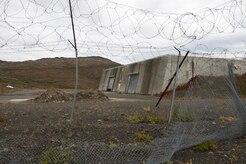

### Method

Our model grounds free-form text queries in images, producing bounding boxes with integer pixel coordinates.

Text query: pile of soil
[33,89,72,103]
[163,76,232,98]
[76,90,109,101]
[33,89,108,103]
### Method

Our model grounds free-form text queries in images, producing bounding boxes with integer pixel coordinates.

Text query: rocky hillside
[0,57,120,90]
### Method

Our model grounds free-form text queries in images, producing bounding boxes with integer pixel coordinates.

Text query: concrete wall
[98,66,124,91]
[98,55,246,95]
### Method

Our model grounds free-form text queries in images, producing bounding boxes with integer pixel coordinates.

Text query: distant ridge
[0,56,120,89]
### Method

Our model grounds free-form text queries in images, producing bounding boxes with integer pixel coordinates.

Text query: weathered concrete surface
[99,55,246,95]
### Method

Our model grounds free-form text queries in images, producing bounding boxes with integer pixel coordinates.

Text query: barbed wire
[0,0,246,62]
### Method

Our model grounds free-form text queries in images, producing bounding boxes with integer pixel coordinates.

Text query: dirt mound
[33,89,108,103]
[33,89,72,103]
[163,76,231,98]
[76,90,109,101]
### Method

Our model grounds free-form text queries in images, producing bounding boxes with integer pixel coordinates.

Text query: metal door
[107,77,115,91]
[127,74,139,93]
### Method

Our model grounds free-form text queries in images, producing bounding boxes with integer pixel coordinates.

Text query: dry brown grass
[0,57,119,90]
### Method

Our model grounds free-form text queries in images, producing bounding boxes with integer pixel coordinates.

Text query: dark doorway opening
[107,77,115,91]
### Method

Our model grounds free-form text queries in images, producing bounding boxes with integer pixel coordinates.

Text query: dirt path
[0,89,45,103]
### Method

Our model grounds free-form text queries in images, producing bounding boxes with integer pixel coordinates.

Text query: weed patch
[219,116,239,122]
[229,154,238,163]
[128,114,166,124]
[134,131,153,144]
[192,140,217,152]
[108,141,119,148]
[40,147,75,164]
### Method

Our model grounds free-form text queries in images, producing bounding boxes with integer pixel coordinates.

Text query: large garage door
[107,77,115,91]
[127,74,139,93]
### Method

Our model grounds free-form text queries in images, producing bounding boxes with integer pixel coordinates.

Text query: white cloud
[0,0,245,64]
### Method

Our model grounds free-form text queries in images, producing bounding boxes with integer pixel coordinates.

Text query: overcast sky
[0,0,245,64]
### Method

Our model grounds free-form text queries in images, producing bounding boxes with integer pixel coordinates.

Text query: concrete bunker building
[99,55,246,95]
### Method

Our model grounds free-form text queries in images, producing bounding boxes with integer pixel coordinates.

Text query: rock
[223,154,228,158]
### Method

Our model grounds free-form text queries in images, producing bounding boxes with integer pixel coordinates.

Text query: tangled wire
[0,0,246,62]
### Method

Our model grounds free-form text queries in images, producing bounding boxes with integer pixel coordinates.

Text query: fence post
[68,0,79,122]
[168,49,181,123]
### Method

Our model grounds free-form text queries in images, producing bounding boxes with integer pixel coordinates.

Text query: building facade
[99,55,246,95]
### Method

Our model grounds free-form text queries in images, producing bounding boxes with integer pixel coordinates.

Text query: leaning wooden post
[155,50,189,107]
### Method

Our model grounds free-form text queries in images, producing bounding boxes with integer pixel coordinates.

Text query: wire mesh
[0,0,246,163]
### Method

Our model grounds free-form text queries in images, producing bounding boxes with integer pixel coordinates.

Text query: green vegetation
[229,154,238,163]
[192,140,217,152]
[108,141,119,148]
[134,131,153,144]
[40,148,75,164]
[127,113,166,124]
[172,111,194,122]
[219,116,238,122]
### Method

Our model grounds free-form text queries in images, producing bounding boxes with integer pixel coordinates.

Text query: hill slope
[0,57,120,90]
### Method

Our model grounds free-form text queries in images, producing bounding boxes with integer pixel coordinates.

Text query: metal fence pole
[68,0,79,122]
[168,49,181,123]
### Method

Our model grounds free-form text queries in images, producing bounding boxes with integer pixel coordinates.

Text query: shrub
[134,132,153,144]
[40,147,75,164]
[127,114,166,124]
[148,115,166,124]
[192,140,217,152]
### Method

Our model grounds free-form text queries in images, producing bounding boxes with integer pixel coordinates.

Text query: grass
[219,116,239,122]
[108,141,119,148]
[172,111,194,122]
[134,131,153,144]
[0,76,57,88]
[39,147,75,164]
[229,154,238,163]
[127,113,166,124]
[192,140,217,152]
[0,57,119,90]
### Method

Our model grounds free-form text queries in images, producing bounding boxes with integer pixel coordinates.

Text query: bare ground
[0,91,246,163]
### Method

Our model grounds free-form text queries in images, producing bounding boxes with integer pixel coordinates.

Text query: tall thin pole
[168,50,181,123]
[68,0,79,122]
